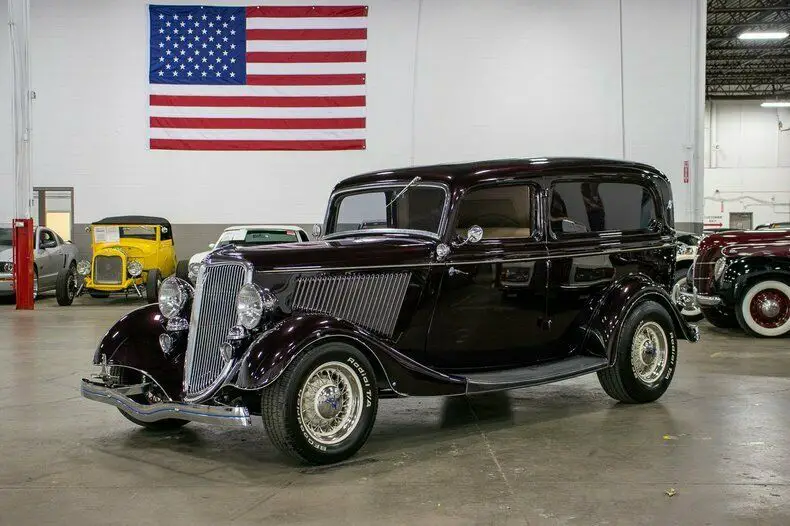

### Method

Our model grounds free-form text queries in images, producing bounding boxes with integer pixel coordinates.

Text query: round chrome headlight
[77,260,91,276]
[713,258,727,281]
[1,262,13,274]
[158,277,192,318]
[236,283,277,330]
[128,260,143,277]
[188,262,201,279]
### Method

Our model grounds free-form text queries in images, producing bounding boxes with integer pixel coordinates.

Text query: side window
[456,185,533,240]
[550,181,657,236]
[39,229,56,246]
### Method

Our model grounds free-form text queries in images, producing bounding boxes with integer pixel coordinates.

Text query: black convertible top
[93,216,172,230]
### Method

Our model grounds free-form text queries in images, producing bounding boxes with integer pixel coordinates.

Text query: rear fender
[93,303,185,399]
[584,274,699,363]
[229,314,466,397]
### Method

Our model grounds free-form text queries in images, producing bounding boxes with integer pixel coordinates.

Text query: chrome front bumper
[679,290,722,307]
[80,379,252,427]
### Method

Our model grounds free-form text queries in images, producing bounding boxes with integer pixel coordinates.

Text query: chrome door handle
[448,266,468,277]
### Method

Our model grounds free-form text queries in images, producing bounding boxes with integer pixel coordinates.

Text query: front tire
[146,269,161,303]
[56,262,78,306]
[261,342,379,465]
[176,260,189,280]
[735,280,790,338]
[598,301,678,403]
[671,268,704,322]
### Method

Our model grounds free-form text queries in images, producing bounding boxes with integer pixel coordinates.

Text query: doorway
[32,187,74,242]
[729,212,753,230]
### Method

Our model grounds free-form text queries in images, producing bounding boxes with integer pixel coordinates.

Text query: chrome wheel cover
[672,277,701,318]
[298,361,363,446]
[631,321,669,385]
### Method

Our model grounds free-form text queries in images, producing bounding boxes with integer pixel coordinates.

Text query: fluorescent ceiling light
[761,101,790,108]
[738,31,789,40]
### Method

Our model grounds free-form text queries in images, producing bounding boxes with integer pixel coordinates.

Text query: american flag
[149,5,367,150]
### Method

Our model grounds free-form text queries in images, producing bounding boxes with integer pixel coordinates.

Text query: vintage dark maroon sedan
[81,158,699,464]
[685,228,790,337]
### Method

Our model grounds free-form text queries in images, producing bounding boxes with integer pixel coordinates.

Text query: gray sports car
[0,226,80,300]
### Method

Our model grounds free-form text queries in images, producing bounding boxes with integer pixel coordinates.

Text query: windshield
[0,228,11,247]
[93,225,157,242]
[216,229,300,248]
[327,185,446,237]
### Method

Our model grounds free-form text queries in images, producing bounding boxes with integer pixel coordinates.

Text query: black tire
[89,291,110,298]
[176,260,189,280]
[671,268,704,322]
[597,301,678,404]
[33,267,39,300]
[261,342,379,465]
[701,306,739,328]
[56,262,77,306]
[146,269,161,303]
[119,395,188,431]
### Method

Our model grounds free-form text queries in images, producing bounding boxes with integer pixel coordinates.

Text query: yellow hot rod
[67,216,177,305]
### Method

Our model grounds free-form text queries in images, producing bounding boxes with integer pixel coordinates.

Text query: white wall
[704,101,790,228]
[0,0,14,224]
[19,0,703,226]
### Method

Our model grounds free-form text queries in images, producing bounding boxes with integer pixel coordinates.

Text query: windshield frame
[322,181,450,240]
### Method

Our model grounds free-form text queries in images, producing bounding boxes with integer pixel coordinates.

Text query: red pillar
[12,218,34,310]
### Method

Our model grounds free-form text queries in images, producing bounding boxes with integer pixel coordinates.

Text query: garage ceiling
[707,0,790,99]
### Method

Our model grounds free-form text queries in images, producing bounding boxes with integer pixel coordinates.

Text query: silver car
[0,226,80,301]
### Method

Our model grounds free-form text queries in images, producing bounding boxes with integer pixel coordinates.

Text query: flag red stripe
[151,138,366,150]
[246,74,365,85]
[246,6,367,18]
[150,117,366,129]
[149,95,365,108]
[246,51,366,63]
[246,28,367,40]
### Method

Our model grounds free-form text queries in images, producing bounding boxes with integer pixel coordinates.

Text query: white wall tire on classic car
[671,268,703,322]
[597,301,678,403]
[261,342,379,465]
[735,280,790,338]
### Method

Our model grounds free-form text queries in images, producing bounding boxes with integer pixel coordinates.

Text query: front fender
[584,274,699,362]
[93,304,185,399]
[719,256,790,304]
[229,314,466,397]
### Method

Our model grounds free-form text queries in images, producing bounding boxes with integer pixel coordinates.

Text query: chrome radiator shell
[183,261,251,401]
[291,272,411,337]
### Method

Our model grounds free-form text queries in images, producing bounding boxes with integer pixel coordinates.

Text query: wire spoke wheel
[630,320,669,385]
[298,361,364,447]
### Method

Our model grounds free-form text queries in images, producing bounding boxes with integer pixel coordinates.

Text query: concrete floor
[1,295,788,526]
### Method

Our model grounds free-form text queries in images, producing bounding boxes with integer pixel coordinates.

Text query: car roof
[222,225,306,232]
[334,157,666,191]
[93,215,172,230]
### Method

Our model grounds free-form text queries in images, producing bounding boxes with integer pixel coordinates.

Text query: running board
[462,356,609,394]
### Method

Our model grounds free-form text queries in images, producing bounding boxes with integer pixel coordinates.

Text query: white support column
[690,0,707,232]
[8,0,32,220]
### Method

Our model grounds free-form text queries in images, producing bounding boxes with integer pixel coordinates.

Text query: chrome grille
[291,272,411,337]
[94,255,123,284]
[183,262,249,399]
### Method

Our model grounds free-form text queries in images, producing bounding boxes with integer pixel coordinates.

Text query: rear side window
[455,184,534,240]
[550,181,657,236]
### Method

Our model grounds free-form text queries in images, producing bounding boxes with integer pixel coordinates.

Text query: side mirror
[208,243,216,249]
[312,224,322,238]
[453,225,484,247]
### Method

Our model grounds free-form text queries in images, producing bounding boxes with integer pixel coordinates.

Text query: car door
[544,173,667,357]
[426,182,550,371]
[35,228,60,289]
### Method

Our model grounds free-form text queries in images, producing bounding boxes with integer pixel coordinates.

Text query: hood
[208,234,436,272]
[0,246,11,263]
[698,230,790,262]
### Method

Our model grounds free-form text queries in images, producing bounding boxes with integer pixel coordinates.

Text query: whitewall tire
[736,280,790,338]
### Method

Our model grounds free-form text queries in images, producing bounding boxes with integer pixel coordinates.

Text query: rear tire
[56,262,77,306]
[597,301,677,404]
[701,306,739,328]
[735,280,790,338]
[146,269,161,303]
[176,260,189,280]
[261,342,378,465]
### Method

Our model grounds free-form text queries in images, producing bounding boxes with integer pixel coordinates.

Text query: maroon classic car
[81,158,699,465]
[686,228,790,337]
